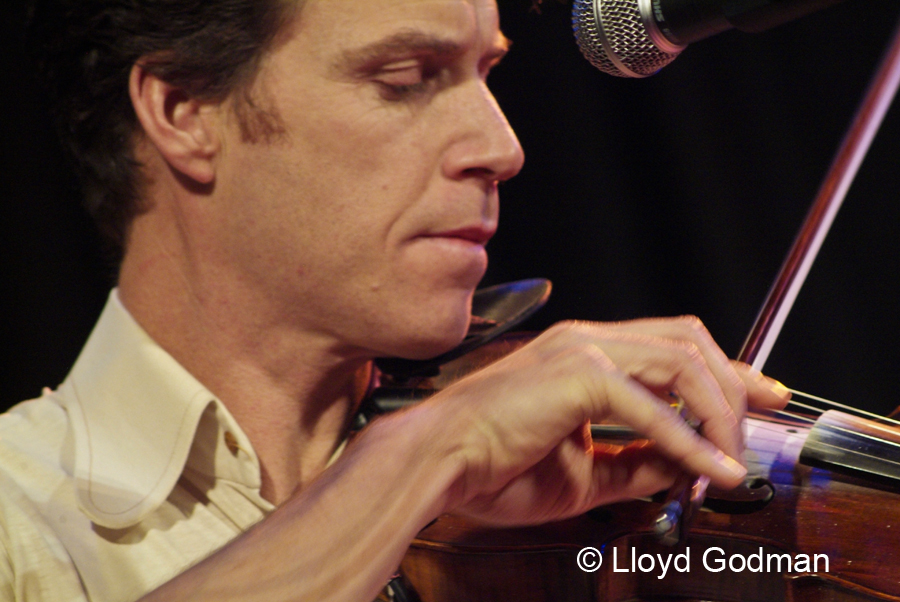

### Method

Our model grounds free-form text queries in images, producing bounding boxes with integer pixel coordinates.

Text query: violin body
[399,415,900,601]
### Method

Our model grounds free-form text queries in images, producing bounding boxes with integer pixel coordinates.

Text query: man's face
[214,0,524,360]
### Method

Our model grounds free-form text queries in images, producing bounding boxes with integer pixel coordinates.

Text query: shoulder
[0,394,70,489]
[0,395,89,601]
[0,394,70,492]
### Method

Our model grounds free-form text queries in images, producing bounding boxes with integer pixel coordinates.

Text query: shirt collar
[59,290,262,529]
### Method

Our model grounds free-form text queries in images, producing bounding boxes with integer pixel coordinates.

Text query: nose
[442,81,525,183]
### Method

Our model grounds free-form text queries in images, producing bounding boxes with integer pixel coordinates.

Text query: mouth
[421,225,496,246]
[403,223,494,290]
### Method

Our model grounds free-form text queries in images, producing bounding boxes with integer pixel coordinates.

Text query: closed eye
[338,31,511,102]
[374,60,446,101]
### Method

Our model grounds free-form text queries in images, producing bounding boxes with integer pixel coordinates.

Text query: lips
[421,225,496,245]
[406,223,494,284]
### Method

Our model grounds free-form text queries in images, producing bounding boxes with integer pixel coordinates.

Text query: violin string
[592,387,900,447]
[803,436,900,468]
[630,388,900,476]
[770,408,816,425]
[758,410,900,456]
[765,403,900,461]
[741,391,887,443]
[740,414,900,483]
[751,390,900,463]
[743,410,815,445]
[832,424,900,450]
[787,387,900,428]
[783,400,825,416]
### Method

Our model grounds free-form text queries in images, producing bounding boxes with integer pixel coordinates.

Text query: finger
[731,361,791,410]
[603,316,748,422]
[571,328,743,463]
[588,443,679,505]
[584,362,747,489]
[461,433,680,524]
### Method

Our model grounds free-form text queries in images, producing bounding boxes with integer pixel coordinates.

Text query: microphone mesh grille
[572,0,681,78]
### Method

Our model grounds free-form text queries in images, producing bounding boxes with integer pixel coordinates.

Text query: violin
[400,414,900,601]
[369,325,900,601]
[365,279,900,601]
[362,6,900,602]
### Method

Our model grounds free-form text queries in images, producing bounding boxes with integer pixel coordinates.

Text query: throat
[235,362,373,505]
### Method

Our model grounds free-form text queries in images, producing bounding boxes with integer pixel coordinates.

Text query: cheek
[224,86,456,278]
[281,121,437,241]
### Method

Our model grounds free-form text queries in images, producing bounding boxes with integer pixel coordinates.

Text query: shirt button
[224,431,241,456]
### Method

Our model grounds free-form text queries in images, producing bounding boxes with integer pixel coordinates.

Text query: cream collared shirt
[0,291,275,601]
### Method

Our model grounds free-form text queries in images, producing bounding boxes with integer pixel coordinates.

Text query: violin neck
[800,409,900,487]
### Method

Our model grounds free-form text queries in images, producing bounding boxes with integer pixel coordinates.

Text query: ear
[129,63,220,185]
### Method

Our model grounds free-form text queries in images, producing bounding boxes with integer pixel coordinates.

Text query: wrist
[353,400,470,524]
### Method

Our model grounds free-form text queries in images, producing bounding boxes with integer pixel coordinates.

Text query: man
[2,0,789,600]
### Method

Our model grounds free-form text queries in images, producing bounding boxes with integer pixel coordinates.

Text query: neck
[118,207,373,505]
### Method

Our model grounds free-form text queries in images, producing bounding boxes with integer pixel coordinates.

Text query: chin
[367,275,478,360]
[396,317,470,360]
[381,300,472,360]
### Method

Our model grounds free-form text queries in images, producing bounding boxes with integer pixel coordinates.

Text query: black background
[3,0,900,414]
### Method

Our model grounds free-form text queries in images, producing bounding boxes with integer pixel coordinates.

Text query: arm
[140,407,461,602]
[139,317,788,602]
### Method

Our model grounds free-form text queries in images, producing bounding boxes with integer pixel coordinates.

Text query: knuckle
[646,405,702,460]
[545,320,587,337]
[576,343,616,371]
[521,332,617,379]
[536,320,597,352]
[669,340,704,368]
[533,321,573,347]
[729,372,748,399]
[546,340,615,373]
[560,344,617,404]
[674,314,710,339]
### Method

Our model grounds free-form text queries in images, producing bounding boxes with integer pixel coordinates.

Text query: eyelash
[373,59,500,103]
[378,80,431,101]
[375,61,448,102]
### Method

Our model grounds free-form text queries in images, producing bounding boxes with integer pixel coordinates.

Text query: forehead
[292,0,503,56]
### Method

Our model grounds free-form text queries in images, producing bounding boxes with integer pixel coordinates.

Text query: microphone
[572,0,849,78]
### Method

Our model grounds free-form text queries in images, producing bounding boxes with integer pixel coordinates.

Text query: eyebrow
[337,30,511,73]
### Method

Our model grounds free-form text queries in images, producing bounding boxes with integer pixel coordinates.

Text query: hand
[423,317,789,526]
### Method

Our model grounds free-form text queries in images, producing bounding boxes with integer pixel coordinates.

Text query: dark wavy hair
[27,0,300,258]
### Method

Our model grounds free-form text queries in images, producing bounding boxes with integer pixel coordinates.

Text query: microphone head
[572,0,685,78]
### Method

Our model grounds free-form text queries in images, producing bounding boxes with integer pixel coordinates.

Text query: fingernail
[715,451,747,480]
[767,378,791,400]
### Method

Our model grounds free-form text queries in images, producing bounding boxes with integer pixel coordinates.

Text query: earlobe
[129,64,219,185]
